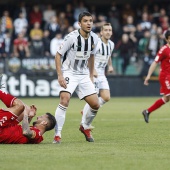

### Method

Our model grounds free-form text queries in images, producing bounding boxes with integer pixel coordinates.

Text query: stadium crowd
[0,1,169,75]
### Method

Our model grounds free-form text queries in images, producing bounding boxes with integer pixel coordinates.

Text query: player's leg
[83,93,100,127]
[53,91,71,143]
[77,75,100,142]
[0,90,24,117]
[0,90,25,127]
[98,76,110,106]
[99,89,110,106]
[142,76,169,123]
[53,73,78,143]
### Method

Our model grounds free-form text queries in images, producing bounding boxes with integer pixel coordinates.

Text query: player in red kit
[142,30,170,123]
[0,76,56,144]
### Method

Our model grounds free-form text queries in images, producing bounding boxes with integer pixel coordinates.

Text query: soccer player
[142,30,170,123]
[53,11,100,143]
[81,23,114,127]
[0,77,56,144]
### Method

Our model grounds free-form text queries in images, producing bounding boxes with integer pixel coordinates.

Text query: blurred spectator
[42,30,51,57]
[108,3,121,43]
[29,5,42,28]
[65,3,74,25]
[139,12,152,31]
[30,22,44,57]
[4,30,13,57]
[43,4,56,25]
[13,32,30,58]
[44,15,61,40]
[152,4,160,25]
[73,1,87,21]
[123,15,136,34]
[14,2,28,20]
[121,3,135,24]
[30,22,43,40]
[116,33,134,74]
[92,14,107,33]
[0,30,5,57]
[156,26,165,49]
[58,11,70,37]
[0,10,13,35]
[13,12,28,37]
[138,30,150,56]
[50,33,63,56]
[135,24,144,44]
[160,16,169,32]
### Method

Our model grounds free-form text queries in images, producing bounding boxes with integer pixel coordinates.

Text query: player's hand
[108,66,114,73]
[93,69,98,78]
[29,105,37,118]
[144,76,150,86]
[58,75,67,89]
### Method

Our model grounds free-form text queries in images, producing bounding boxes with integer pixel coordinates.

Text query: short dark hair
[45,113,56,131]
[78,11,92,22]
[101,23,111,31]
[164,30,170,39]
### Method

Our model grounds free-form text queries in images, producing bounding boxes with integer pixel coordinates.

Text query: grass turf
[0,97,170,170]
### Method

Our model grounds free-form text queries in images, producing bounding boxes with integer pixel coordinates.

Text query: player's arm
[88,54,95,82]
[144,61,158,86]
[55,34,72,89]
[55,52,67,89]
[107,56,114,73]
[22,105,35,139]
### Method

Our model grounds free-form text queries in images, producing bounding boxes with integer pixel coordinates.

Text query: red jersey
[14,38,28,50]
[155,44,170,75]
[0,109,43,144]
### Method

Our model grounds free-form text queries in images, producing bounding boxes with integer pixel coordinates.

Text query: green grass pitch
[1,97,170,170]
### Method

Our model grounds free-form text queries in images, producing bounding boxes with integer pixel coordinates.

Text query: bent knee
[60,94,70,107]
[90,102,100,110]
[102,96,110,102]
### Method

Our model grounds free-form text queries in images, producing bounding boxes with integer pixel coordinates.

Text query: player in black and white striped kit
[81,23,115,127]
[53,12,100,143]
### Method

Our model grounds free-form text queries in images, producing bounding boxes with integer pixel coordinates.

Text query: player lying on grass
[0,77,56,144]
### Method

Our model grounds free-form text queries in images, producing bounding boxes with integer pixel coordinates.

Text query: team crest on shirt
[92,44,95,49]
[59,43,64,50]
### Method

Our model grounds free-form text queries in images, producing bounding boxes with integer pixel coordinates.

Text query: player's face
[79,16,93,33]
[33,114,48,126]
[101,25,112,40]
[166,36,170,45]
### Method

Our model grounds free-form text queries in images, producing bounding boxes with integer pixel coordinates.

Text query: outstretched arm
[144,61,158,86]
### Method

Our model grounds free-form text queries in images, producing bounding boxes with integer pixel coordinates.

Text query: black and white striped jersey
[95,38,114,75]
[57,29,99,74]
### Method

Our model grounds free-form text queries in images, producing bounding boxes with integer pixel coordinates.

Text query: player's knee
[91,102,100,110]
[103,96,110,102]
[164,96,169,102]
[60,97,70,107]
[165,98,170,102]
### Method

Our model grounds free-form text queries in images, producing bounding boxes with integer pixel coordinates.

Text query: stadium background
[0,0,169,97]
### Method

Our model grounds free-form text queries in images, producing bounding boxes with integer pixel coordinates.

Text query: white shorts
[94,75,110,94]
[59,72,97,99]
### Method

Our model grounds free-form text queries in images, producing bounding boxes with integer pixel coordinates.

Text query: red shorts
[159,74,170,96]
[0,109,18,127]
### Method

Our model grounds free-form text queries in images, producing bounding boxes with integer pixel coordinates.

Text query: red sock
[0,90,16,108]
[147,98,165,113]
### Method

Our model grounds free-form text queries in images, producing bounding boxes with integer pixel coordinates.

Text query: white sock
[54,104,67,138]
[83,107,98,129]
[98,97,106,107]
[81,103,90,125]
